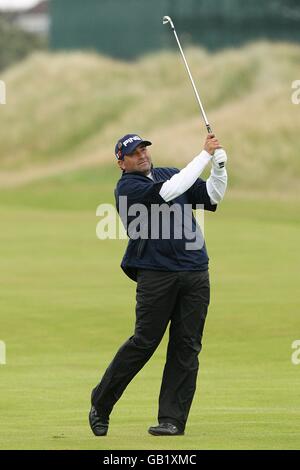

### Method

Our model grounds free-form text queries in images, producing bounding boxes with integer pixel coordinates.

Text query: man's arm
[159,149,212,202]
[159,134,226,204]
[206,149,228,204]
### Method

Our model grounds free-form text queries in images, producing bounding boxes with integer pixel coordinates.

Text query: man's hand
[212,148,227,169]
[204,133,222,155]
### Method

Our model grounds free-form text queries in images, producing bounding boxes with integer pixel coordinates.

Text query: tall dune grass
[0,42,299,193]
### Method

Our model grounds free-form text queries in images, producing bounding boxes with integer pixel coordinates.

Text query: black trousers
[91,269,210,432]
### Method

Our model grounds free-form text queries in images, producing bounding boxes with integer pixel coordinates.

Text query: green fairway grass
[0,168,299,450]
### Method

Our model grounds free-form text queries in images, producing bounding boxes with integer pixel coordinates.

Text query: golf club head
[163,15,174,29]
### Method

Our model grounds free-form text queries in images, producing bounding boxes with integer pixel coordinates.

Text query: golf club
[163,15,224,168]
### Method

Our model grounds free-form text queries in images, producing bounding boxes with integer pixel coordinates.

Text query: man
[90,133,227,436]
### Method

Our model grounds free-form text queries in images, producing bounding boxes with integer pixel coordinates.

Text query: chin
[138,163,151,172]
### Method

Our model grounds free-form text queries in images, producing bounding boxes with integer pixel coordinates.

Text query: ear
[117,159,125,171]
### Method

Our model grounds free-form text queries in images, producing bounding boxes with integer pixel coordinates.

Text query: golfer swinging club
[89,133,228,436]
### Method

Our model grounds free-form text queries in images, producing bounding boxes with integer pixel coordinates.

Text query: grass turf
[0,170,299,450]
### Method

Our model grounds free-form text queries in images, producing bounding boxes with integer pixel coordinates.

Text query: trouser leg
[158,270,210,432]
[91,270,179,413]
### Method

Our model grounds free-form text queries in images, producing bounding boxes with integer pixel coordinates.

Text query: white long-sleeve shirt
[147,150,227,205]
[206,164,227,204]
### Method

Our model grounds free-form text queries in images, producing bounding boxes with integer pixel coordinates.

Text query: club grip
[206,124,212,134]
[207,125,224,168]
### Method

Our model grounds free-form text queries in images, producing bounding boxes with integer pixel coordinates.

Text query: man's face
[117,144,152,175]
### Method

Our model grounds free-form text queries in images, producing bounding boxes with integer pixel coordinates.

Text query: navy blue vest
[115,167,217,281]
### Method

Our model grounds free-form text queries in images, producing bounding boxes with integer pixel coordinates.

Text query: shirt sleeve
[187,177,218,212]
[159,150,211,202]
[206,166,228,204]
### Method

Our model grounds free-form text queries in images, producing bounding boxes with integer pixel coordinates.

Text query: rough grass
[1,42,300,193]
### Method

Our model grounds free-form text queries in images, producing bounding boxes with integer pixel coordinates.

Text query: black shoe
[89,406,109,436]
[148,423,184,436]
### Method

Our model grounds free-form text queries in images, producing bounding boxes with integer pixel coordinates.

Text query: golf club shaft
[163,16,224,168]
[172,28,211,133]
